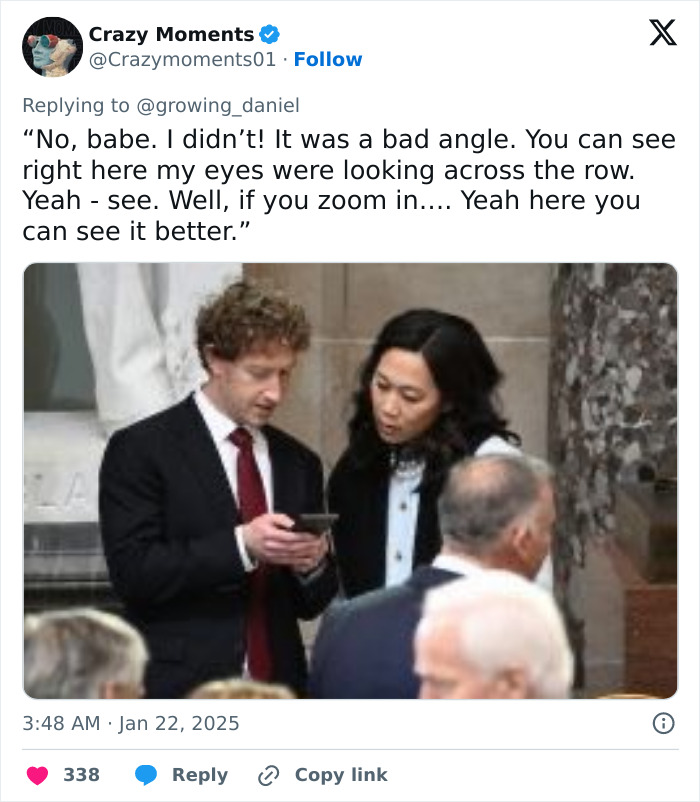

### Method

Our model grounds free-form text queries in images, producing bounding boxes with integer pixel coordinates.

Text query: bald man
[310,454,555,699]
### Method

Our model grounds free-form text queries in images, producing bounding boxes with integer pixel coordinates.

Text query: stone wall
[246,263,554,470]
[549,263,677,553]
[548,263,677,692]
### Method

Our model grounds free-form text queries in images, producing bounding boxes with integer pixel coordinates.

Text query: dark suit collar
[263,426,299,513]
[356,467,391,590]
[407,564,462,591]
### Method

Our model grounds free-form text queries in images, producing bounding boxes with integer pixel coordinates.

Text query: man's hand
[242,512,329,571]
[292,531,329,575]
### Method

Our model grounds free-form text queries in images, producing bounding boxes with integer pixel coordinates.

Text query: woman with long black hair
[328,308,530,599]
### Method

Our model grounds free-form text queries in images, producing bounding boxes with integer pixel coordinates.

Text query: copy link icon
[258,765,279,786]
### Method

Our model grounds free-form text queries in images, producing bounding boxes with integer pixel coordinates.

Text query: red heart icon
[27,767,48,785]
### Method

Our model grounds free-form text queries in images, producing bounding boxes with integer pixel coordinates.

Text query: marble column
[548,263,677,689]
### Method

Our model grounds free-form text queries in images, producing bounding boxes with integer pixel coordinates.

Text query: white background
[1,2,698,800]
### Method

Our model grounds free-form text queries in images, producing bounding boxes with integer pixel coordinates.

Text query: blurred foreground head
[24,609,147,699]
[414,572,573,699]
[188,678,295,699]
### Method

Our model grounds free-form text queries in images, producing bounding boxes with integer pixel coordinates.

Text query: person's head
[349,309,510,456]
[438,454,555,579]
[24,609,148,699]
[414,572,573,699]
[187,678,295,699]
[28,34,58,69]
[196,280,311,427]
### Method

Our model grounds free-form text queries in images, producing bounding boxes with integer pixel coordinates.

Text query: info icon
[652,713,675,734]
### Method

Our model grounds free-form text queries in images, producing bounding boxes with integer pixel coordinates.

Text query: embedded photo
[24,262,677,700]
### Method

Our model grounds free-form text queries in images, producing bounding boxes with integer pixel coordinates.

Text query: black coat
[327,451,444,598]
[99,396,337,698]
[309,566,460,699]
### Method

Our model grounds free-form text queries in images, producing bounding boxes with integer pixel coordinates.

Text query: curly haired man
[100,281,337,698]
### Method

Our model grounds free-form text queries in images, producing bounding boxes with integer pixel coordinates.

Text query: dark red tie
[229,427,273,681]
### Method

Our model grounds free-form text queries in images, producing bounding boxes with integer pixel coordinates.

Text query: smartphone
[291,513,339,536]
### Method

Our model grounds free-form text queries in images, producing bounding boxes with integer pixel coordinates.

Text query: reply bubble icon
[135,764,157,785]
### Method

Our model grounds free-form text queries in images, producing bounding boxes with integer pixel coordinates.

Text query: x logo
[650,19,677,46]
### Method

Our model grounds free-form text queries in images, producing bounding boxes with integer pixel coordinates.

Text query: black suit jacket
[308,565,459,699]
[99,396,337,698]
[327,452,444,598]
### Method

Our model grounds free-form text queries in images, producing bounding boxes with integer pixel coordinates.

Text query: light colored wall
[25,263,95,411]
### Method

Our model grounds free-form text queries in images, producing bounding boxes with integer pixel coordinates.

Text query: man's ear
[203,346,220,376]
[503,519,530,563]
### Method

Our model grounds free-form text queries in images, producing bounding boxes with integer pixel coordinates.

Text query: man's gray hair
[419,571,573,698]
[24,609,148,699]
[438,454,553,556]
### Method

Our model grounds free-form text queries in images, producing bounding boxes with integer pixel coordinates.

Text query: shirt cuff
[235,525,257,572]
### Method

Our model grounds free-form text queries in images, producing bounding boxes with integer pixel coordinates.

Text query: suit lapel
[368,469,391,587]
[408,564,461,593]
[167,396,240,524]
[413,480,442,568]
[265,427,293,512]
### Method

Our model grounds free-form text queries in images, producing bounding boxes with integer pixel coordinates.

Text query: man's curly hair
[196,280,311,369]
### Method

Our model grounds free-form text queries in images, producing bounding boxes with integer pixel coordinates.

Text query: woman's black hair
[346,309,519,482]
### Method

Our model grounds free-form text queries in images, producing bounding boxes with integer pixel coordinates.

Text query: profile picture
[22,17,83,77]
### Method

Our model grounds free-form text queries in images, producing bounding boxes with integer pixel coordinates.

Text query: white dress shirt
[385,461,424,588]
